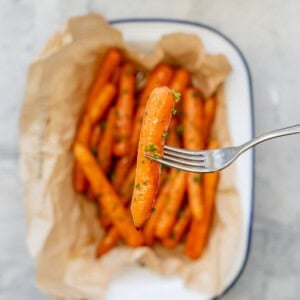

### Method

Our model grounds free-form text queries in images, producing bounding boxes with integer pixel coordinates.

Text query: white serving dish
[106,18,255,300]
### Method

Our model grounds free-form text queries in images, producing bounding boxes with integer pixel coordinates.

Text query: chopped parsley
[145,143,158,152]
[162,130,169,139]
[151,207,156,213]
[176,124,184,135]
[193,175,202,184]
[171,90,181,102]
[91,147,98,156]
[135,183,141,189]
[109,170,115,181]
[171,107,177,115]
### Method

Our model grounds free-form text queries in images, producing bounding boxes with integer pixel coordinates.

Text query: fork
[145,124,300,173]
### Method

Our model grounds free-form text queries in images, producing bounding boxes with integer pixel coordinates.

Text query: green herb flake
[193,175,202,184]
[151,207,156,213]
[100,121,107,130]
[153,152,161,159]
[171,107,177,116]
[145,143,158,152]
[135,183,141,190]
[162,130,169,139]
[176,124,184,135]
[141,159,145,164]
[143,180,148,185]
[171,90,181,102]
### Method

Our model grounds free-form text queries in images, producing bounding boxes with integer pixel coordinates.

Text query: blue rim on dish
[109,18,255,300]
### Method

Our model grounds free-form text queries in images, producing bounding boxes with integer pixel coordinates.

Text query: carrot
[87,49,121,110]
[74,143,144,247]
[169,68,190,93]
[185,140,220,259]
[97,107,116,173]
[162,206,191,249]
[119,165,136,205]
[114,63,136,157]
[143,178,170,246]
[112,155,132,188]
[89,125,102,155]
[131,87,177,228]
[88,83,116,125]
[130,64,173,156]
[98,207,112,229]
[73,161,88,193]
[96,227,120,257]
[204,96,217,143]
[155,170,187,239]
[166,118,181,147]
[183,88,205,220]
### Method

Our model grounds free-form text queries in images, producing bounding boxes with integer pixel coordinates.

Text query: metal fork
[145,124,300,173]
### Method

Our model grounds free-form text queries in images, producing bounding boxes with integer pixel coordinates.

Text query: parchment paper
[20,14,242,299]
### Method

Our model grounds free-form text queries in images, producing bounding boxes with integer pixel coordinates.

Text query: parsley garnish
[162,130,169,139]
[145,143,158,152]
[91,147,98,156]
[135,183,141,189]
[171,90,181,102]
[176,124,184,135]
[151,207,156,213]
[171,107,177,115]
[193,175,202,184]
[192,91,201,98]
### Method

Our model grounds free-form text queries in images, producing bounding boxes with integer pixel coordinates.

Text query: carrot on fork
[87,49,121,110]
[114,62,136,157]
[130,64,173,157]
[74,143,144,247]
[183,87,205,220]
[185,140,220,259]
[131,86,178,228]
[97,107,116,173]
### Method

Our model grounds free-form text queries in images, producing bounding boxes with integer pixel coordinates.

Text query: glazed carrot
[183,88,205,220]
[73,161,88,193]
[97,107,116,173]
[114,63,136,157]
[162,206,191,249]
[74,144,144,247]
[169,68,190,93]
[185,140,220,259]
[111,65,121,85]
[112,155,132,188]
[86,186,95,201]
[131,87,178,228]
[98,208,112,229]
[130,64,173,156]
[204,96,217,143]
[87,49,121,110]
[119,165,136,205]
[96,227,120,257]
[155,170,187,239]
[88,83,116,125]
[143,179,171,246]
[166,118,181,147]
[89,125,102,155]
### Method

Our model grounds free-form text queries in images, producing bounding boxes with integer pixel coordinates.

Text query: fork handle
[239,124,300,153]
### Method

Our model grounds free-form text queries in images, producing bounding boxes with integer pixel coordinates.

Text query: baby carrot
[131,86,177,228]
[87,49,121,110]
[161,206,191,249]
[155,170,187,239]
[88,83,116,125]
[185,140,220,259]
[130,64,173,156]
[114,62,136,157]
[89,125,102,155]
[112,155,132,189]
[119,165,136,205]
[96,227,120,257]
[74,143,144,247]
[204,96,217,144]
[183,88,205,220]
[97,107,116,173]
[169,68,190,93]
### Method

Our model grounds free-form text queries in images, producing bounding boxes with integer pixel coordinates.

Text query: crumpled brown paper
[20,14,241,299]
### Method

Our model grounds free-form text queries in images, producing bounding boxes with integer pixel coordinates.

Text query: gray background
[1,0,299,299]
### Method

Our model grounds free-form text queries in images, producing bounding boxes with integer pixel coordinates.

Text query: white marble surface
[1,0,300,299]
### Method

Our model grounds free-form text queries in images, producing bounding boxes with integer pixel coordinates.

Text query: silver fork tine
[164,145,207,156]
[162,154,207,167]
[164,149,207,161]
[144,154,208,173]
